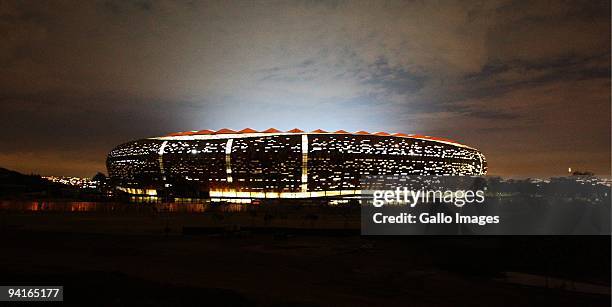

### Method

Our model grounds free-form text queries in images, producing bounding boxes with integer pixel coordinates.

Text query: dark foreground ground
[0,209,610,306]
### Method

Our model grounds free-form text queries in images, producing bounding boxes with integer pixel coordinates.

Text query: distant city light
[43,176,100,189]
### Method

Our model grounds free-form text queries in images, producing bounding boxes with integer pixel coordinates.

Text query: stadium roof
[161,128,463,146]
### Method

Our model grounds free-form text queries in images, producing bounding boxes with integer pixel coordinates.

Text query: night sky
[1,0,610,178]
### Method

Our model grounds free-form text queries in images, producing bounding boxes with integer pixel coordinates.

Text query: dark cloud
[363,57,427,95]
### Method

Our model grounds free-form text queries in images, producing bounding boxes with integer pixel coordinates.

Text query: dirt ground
[0,210,610,306]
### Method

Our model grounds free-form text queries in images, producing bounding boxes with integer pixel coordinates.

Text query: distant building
[106,128,487,201]
[571,171,595,177]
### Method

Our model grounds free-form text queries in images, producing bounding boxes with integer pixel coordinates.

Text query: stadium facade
[106,128,487,202]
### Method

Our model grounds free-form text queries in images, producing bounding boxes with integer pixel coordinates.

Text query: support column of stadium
[225,138,233,183]
[301,134,308,192]
[477,152,486,174]
[158,141,169,182]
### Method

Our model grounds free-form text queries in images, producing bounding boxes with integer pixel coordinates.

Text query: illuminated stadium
[106,128,487,202]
